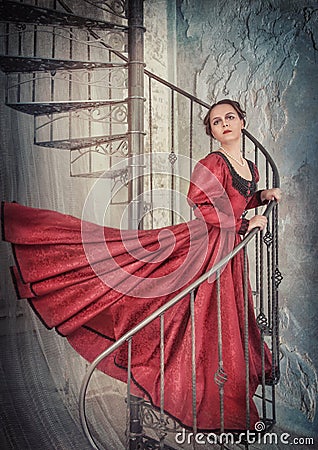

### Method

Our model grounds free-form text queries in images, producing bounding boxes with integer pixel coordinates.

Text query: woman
[1,99,281,432]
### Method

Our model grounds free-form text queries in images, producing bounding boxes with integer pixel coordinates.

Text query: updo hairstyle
[203,99,246,138]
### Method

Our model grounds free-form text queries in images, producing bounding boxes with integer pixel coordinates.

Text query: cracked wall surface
[174,0,318,439]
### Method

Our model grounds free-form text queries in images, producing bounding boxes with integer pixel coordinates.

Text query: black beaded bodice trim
[213,151,257,199]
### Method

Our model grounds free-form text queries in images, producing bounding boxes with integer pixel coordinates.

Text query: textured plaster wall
[174,0,318,440]
[144,0,173,228]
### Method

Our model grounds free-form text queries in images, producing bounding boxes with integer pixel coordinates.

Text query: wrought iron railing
[78,130,281,449]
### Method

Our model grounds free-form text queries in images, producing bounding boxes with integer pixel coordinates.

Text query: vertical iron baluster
[126,337,143,449]
[5,70,8,104]
[274,203,280,376]
[17,21,22,103]
[68,20,73,177]
[271,385,276,424]
[126,338,132,449]
[259,226,267,418]
[5,22,9,57]
[190,290,197,449]
[69,27,73,146]
[259,230,264,315]
[50,17,56,143]
[254,145,259,312]
[32,24,37,103]
[265,159,269,189]
[170,89,175,226]
[159,314,166,449]
[271,202,275,348]
[33,21,37,145]
[255,147,267,422]
[5,22,9,105]
[261,316,266,421]
[106,50,112,170]
[87,31,91,101]
[272,202,280,394]
[265,161,272,330]
[243,248,250,430]
[189,100,193,220]
[214,269,226,438]
[266,225,272,331]
[87,31,92,174]
[242,131,246,158]
[148,76,153,228]
[268,201,276,426]
[254,144,258,168]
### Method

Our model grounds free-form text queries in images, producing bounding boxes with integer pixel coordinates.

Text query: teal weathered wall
[174,0,318,440]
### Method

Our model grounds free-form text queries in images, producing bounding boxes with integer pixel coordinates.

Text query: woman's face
[209,103,244,144]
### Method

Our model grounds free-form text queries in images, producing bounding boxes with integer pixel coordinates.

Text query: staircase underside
[0,1,128,30]
[0,55,127,73]
[7,99,127,115]
[36,134,128,150]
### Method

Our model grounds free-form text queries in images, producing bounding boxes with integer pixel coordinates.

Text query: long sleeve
[245,165,268,210]
[187,155,241,232]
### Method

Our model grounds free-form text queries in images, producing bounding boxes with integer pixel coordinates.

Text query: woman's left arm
[245,164,282,209]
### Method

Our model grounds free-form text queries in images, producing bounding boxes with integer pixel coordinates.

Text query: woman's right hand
[247,215,267,232]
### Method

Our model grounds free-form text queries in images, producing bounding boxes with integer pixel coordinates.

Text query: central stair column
[127,0,145,448]
[127,0,145,230]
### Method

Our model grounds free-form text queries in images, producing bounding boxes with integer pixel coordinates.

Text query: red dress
[1,152,271,431]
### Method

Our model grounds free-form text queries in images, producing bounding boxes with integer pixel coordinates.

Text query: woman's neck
[218,143,242,157]
[218,143,245,167]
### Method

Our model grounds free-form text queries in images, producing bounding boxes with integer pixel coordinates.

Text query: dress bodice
[187,152,263,234]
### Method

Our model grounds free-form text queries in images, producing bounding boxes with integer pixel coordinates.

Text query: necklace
[219,146,245,167]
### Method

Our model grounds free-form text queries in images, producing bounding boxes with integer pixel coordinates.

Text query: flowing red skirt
[1,201,271,431]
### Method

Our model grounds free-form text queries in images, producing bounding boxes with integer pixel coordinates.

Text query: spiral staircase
[0,1,282,449]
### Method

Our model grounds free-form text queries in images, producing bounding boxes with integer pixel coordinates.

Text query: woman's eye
[227,115,235,120]
[213,120,220,126]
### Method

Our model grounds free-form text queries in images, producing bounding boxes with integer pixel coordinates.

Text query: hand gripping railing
[79,132,280,448]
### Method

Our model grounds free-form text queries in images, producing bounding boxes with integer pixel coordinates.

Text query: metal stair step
[0,55,127,73]
[72,167,128,179]
[0,1,128,30]
[7,99,127,115]
[35,134,128,150]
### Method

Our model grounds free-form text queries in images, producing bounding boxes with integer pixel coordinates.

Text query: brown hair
[203,99,246,138]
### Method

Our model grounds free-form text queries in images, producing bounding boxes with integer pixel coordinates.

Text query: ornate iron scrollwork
[72,103,128,124]
[142,402,181,435]
[93,138,128,156]
[214,366,228,386]
[263,230,273,247]
[168,152,177,166]
[274,267,283,287]
[256,312,272,335]
[81,0,127,19]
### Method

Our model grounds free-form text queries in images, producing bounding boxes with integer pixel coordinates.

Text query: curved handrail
[79,199,278,449]
[243,129,280,187]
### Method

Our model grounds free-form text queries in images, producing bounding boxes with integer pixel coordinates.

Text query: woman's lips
[223,130,232,134]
